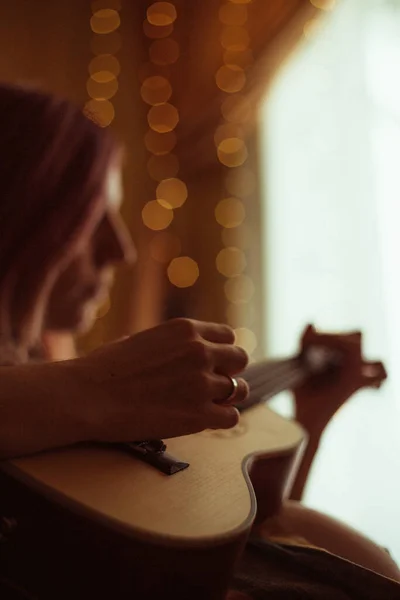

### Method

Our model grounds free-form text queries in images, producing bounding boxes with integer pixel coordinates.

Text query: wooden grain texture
[4,406,305,543]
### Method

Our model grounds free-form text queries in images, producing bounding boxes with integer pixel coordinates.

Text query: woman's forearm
[0,361,91,459]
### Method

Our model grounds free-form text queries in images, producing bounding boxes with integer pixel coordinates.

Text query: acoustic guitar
[0,345,381,599]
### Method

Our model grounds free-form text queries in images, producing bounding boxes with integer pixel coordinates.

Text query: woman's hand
[293,324,387,436]
[71,318,249,443]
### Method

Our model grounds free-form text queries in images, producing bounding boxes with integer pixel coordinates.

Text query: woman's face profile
[44,165,136,334]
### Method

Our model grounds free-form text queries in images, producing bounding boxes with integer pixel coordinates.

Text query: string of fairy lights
[141,1,200,290]
[85,0,336,345]
[215,0,258,359]
[213,0,336,360]
[85,1,122,128]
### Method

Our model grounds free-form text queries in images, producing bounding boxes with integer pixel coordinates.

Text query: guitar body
[0,405,306,599]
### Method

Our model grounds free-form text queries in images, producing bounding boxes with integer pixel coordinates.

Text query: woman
[0,83,398,598]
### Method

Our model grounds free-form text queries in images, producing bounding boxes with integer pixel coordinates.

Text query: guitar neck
[238,346,336,412]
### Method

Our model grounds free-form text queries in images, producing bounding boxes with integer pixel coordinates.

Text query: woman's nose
[95,211,137,268]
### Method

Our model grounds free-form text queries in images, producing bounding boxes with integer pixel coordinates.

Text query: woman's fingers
[210,343,249,375]
[205,404,240,430]
[210,374,249,405]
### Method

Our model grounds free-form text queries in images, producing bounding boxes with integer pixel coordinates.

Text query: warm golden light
[147,103,179,133]
[90,9,120,34]
[225,166,256,196]
[144,129,177,155]
[147,2,177,26]
[84,99,115,127]
[219,3,248,26]
[89,70,116,84]
[221,94,252,124]
[143,19,173,39]
[91,32,122,55]
[216,247,247,277]
[220,26,250,51]
[224,274,255,304]
[303,19,322,39]
[223,49,253,69]
[156,178,188,209]
[168,257,200,288]
[147,154,179,181]
[310,0,336,10]
[215,197,245,228]
[217,137,248,167]
[89,55,120,78]
[214,123,244,147]
[91,0,121,10]
[222,223,252,249]
[228,0,252,4]
[150,232,181,263]
[234,327,257,354]
[141,76,172,106]
[226,302,256,327]
[142,200,174,231]
[149,38,180,65]
[215,65,246,94]
[86,76,118,100]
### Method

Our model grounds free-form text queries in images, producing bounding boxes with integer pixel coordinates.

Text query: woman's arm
[0,361,92,459]
[0,318,249,460]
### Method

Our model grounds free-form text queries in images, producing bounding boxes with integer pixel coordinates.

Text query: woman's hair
[0,83,119,360]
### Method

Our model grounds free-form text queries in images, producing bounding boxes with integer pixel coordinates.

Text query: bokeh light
[214,123,244,147]
[224,274,255,303]
[168,257,200,288]
[143,19,174,39]
[84,99,115,127]
[217,137,248,167]
[156,178,188,209]
[141,76,172,105]
[90,9,120,34]
[142,200,174,230]
[147,2,177,26]
[216,65,246,93]
[215,197,246,228]
[234,327,258,354]
[86,76,118,100]
[216,247,247,277]
[89,54,120,78]
[147,102,179,132]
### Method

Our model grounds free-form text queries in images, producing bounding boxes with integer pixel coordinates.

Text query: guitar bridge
[116,440,189,476]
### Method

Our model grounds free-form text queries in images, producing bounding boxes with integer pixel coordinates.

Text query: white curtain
[260,0,400,561]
